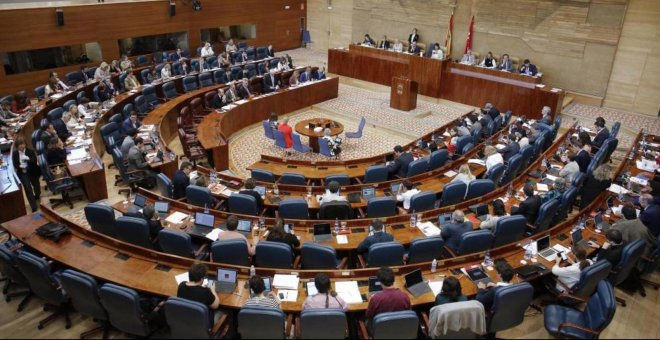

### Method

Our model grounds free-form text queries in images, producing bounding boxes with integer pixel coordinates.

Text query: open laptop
[404,269,432,297]
[154,201,169,218]
[188,212,215,237]
[313,223,332,242]
[572,228,588,248]
[215,268,238,293]
[236,219,252,236]
[132,194,147,209]
[438,213,452,225]
[594,213,610,231]
[536,235,558,261]
[362,187,376,201]
[368,277,383,297]
[466,267,492,286]
[254,185,266,197]
[469,204,489,221]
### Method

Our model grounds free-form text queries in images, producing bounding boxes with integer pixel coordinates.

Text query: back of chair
[228,193,258,216]
[84,203,117,238]
[364,165,388,184]
[300,309,346,339]
[165,297,212,339]
[325,174,350,186]
[211,239,250,266]
[279,172,306,185]
[198,73,213,87]
[262,121,274,139]
[99,283,152,337]
[238,307,286,339]
[410,191,436,212]
[456,230,494,255]
[190,98,204,116]
[555,187,578,222]
[34,85,46,99]
[406,158,428,177]
[318,137,333,157]
[571,172,585,189]
[569,260,611,301]
[278,198,309,219]
[301,243,338,269]
[440,182,467,207]
[47,107,64,122]
[186,185,215,209]
[609,239,645,287]
[488,282,534,333]
[610,122,621,138]
[500,154,522,185]
[60,269,107,321]
[16,252,66,306]
[367,242,404,267]
[465,179,495,200]
[251,169,275,183]
[158,229,194,258]
[583,281,617,336]
[533,199,560,233]
[518,145,534,168]
[492,215,527,248]
[371,310,419,339]
[115,216,153,249]
[0,244,29,287]
[429,149,449,170]
[455,135,472,156]
[486,163,505,184]
[142,85,159,105]
[366,197,397,218]
[319,201,353,220]
[532,134,546,159]
[642,235,660,276]
[407,237,444,264]
[255,241,293,269]
[156,173,174,198]
[183,75,199,92]
[163,81,178,99]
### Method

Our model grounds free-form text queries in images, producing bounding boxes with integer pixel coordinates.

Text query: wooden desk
[66,149,108,202]
[0,154,26,223]
[294,118,344,153]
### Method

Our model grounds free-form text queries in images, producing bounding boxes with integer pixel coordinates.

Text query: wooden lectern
[390,76,418,111]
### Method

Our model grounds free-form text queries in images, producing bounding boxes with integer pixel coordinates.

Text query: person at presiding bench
[123,68,141,91]
[357,219,394,254]
[289,70,301,87]
[511,184,541,225]
[396,180,420,211]
[300,66,314,83]
[441,210,473,252]
[408,41,421,55]
[430,43,444,60]
[244,275,281,309]
[362,34,375,46]
[173,161,193,199]
[266,218,300,252]
[479,51,497,69]
[434,276,467,306]
[498,54,513,72]
[387,145,414,179]
[378,35,390,50]
[224,83,240,103]
[303,273,348,311]
[122,111,142,136]
[320,181,346,203]
[239,178,265,211]
[218,215,256,256]
[476,263,515,311]
[408,28,420,44]
[212,88,227,109]
[460,49,476,65]
[519,59,538,76]
[277,117,293,148]
[365,267,411,320]
[177,263,223,322]
[393,39,404,53]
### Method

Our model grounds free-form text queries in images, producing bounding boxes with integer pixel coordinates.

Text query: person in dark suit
[483,103,500,120]
[237,79,252,99]
[574,141,592,173]
[173,161,193,199]
[519,59,538,76]
[263,69,280,93]
[239,178,264,212]
[52,115,72,142]
[362,34,376,46]
[498,134,520,161]
[512,184,542,224]
[408,28,419,44]
[299,67,314,83]
[224,83,239,103]
[121,111,142,136]
[639,194,660,237]
[212,88,227,109]
[591,117,610,151]
[475,264,515,311]
[142,204,164,241]
[441,210,474,252]
[266,218,300,252]
[357,219,394,254]
[408,41,421,54]
[12,138,41,212]
[579,164,612,209]
[266,45,275,58]
[46,138,67,165]
[378,35,390,49]
[387,145,414,178]
[589,229,624,266]
[39,123,57,146]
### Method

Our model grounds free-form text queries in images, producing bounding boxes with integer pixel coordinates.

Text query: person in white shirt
[396,180,420,211]
[460,49,476,65]
[480,199,508,230]
[63,105,81,130]
[161,63,172,80]
[225,39,237,53]
[516,131,529,148]
[393,39,404,53]
[559,151,580,183]
[551,245,591,292]
[451,164,475,185]
[276,57,290,71]
[320,181,345,203]
[77,97,92,118]
[94,62,112,83]
[200,42,214,71]
[50,72,70,91]
[430,43,444,59]
[479,51,497,69]
[484,145,504,172]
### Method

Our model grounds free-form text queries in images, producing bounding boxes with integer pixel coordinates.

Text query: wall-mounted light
[326,0,332,10]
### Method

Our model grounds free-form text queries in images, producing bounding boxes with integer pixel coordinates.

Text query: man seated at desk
[237,79,253,100]
[127,137,156,187]
[408,41,421,55]
[320,181,346,203]
[299,66,315,83]
[239,178,265,212]
[519,59,538,76]
[224,83,240,103]
[441,210,474,252]
[173,161,193,199]
[392,39,404,53]
[479,51,497,69]
[476,263,515,311]
[212,88,227,109]
[387,145,414,179]
[460,49,476,65]
[122,111,142,136]
[498,54,513,72]
[263,68,280,93]
[357,219,394,254]
[378,35,390,49]
[511,184,541,225]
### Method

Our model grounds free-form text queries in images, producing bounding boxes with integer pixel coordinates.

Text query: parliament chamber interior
[1,0,659,339]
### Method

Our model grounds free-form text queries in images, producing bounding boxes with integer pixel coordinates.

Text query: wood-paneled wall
[0,0,306,96]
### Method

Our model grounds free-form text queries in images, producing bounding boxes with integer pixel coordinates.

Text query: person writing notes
[498,54,513,72]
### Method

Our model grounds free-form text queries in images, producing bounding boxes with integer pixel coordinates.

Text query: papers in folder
[417,221,441,237]
[336,235,348,244]
[273,274,300,290]
[607,184,630,195]
[205,228,223,241]
[165,211,188,224]
[334,281,363,304]
[468,159,486,166]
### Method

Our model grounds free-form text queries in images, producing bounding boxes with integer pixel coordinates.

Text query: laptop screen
[313,223,331,236]
[404,269,424,287]
[195,212,215,228]
[133,194,146,208]
[438,213,452,225]
[594,213,603,227]
[536,235,551,251]
[237,220,252,233]
[391,183,401,194]
[154,201,169,213]
[217,268,237,283]
[572,228,583,244]
[362,187,375,198]
[263,277,272,292]
[254,185,266,197]
[368,277,383,293]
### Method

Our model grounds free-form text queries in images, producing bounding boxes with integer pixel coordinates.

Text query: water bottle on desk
[273,182,279,196]
[484,251,494,267]
[410,210,417,229]
[431,259,437,273]
[249,265,256,278]
[204,203,209,214]
[334,218,340,235]
[524,243,533,261]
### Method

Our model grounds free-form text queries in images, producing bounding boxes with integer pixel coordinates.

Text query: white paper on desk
[235,99,248,105]
[68,159,82,165]
[630,176,649,186]
[535,84,546,88]
[306,281,318,296]
[166,211,189,224]
[580,127,592,133]
[553,244,570,254]
[468,159,486,166]
[205,228,223,241]
[336,235,348,244]
[536,183,549,192]
[636,160,658,172]
[607,184,630,195]
[495,144,506,150]
[67,148,88,161]
[429,281,444,296]
[221,188,236,196]
[277,289,299,302]
[335,281,363,304]
[443,131,451,137]
[545,174,559,182]
[273,274,300,290]
[443,170,457,178]
[417,221,441,237]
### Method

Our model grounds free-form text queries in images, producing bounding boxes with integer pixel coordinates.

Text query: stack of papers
[468,159,486,166]
[306,281,318,296]
[443,170,457,177]
[429,281,444,296]
[165,211,189,224]
[67,147,88,161]
[607,184,630,195]
[205,228,223,241]
[273,274,300,290]
[536,183,549,192]
[545,174,559,182]
[417,221,441,237]
[334,281,363,304]
[630,176,649,186]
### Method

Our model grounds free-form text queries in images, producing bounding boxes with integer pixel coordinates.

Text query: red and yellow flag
[444,13,454,57]
[464,15,474,53]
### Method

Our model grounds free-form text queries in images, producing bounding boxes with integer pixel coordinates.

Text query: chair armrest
[558,322,600,336]
[357,207,365,219]
[557,292,588,304]
[295,316,301,339]
[358,254,367,268]
[444,245,458,258]
[293,255,301,269]
[420,312,430,338]
[397,207,407,215]
[337,257,348,269]
[354,177,363,184]
[48,175,74,184]
[194,243,209,259]
[285,313,294,338]
[358,319,369,340]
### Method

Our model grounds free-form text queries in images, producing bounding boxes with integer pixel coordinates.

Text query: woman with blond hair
[451,164,475,185]
[484,145,503,172]
[579,164,612,209]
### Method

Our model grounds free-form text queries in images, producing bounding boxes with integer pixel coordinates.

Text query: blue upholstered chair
[345,116,366,140]
[608,239,646,306]
[158,229,208,260]
[298,309,347,339]
[486,162,505,185]
[325,174,350,186]
[211,239,251,266]
[487,282,534,334]
[156,173,174,199]
[238,307,286,339]
[465,179,495,200]
[251,169,275,183]
[366,197,398,218]
[182,75,199,93]
[163,81,178,99]
[0,244,31,312]
[84,203,116,238]
[274,130,288,149]
[262,120,275,139]
[446,230,494,256]
[406,158,429,177]
[407,236,444,264]
[60,269,109,338]
[186,186,217,209]
[279,172,307,185]
[278,198,309,219]
[198,72,214,87]
[361,310,419,339]
[499,154,522,186]
[255,241,294,269]
[492,215,527,248]
[439,182,467,207]
[530,199,560,235]
[429,150,449,170]
[364,165,388,184]
[292,133,312,153]
[99,284,156,337]
[360,242,404,268]
[228,193,260,216]
[115,216,153,249]
[409,191,436,212]
[300,243,346,269]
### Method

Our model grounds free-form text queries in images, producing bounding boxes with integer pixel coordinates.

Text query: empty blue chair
[274,130,288,149]
[246,47,256,60]
[60,270,109,338]
[256,47,267,59]
[230,66,242,81]
[163,81,178,99]
[610,121,621,139]
[158,229,207,259]
[299,309,347,339]
[66,71,84,84]
[46,107,63,121]
[35,141,46,155]
[409,191,436,212]
[407,236,444,264]
[602,138,618,163]
[190,59,200,72]
[499,154,522,185]
[34,85,46,99]
[503,110,512,126]
[364,165,388,184]
[84,203,116,238]
[172,61,182,75]
[100,122,122,154]
[366,197,398,218]
[139,69,150,84]
[532,133,546,159]
[228,193,259,216]
[429,149,449,170]
[447,230,494,256]
[406,158,428,177]
[115,216,153,249]
[518,144,534,168]
[183,75,199,93]
[492,215,527,248]
[455,135,472,156]
[156,173,174,198]
[0,244,32,312]
[301,243,345,269]
[487,282,534,334]
[133,95,149,116]
[292,133,312,153]
[246,63,257,78]
[109,113,122,125]
[206,56,218,69]
[544,280,616,339]
[63,99,77,111]
[121,103,134,120]
[136,55,148,66]
[486,120,497,137]
[345,116,366,140]
[471,126,482,144]
[278,198,309,219]
[251,169,274,183]
[440,182,467,207]
[262,120,275,139]
[238,307,286,339]
[198,72,214,87]
[255,241,294,268]
[279,172,307,185]
[142,85,161,107]
[155,63,165,76]
[462,142,474,155]
[210,239,250,266]
[609,239,646,306]
[465,179,495,200]
[214,69,228,84]
[554,187,578,223]
[186,185,216,209]
[531,199,560,234]
[325,174,350,186]
[165,297,225,339]
[99,284,155,337]
[364,310,419,339]
[363,242,404,267]
[318,137,334,158]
